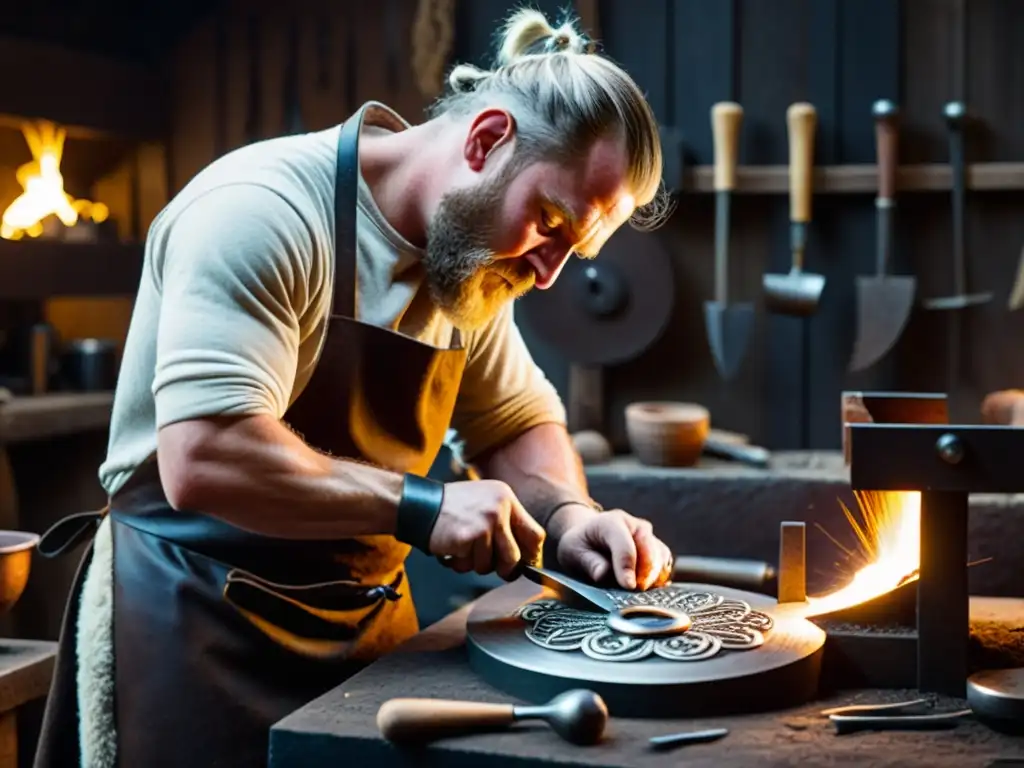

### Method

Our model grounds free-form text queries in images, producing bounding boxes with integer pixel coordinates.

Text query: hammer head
[763,271,825,316]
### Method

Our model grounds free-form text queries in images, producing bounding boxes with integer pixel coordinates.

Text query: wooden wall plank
[600,1,671,124]
[902,0,954,163]
[737,0,808,449]
[388,0,432,122]
[968,0,1024,162]
[807,0,902,449]
[331,7,356,122]
[955,0,1024,417]
[224,10,252,148]
[601,0,679,447]
[637,0,766,447]
[170,16,217,190]
[673,0,735,165]
[258,7,288,139]
[354,5,391,108]
[799,0,841,449]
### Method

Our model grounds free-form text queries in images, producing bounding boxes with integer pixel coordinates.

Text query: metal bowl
[0,531,40,614]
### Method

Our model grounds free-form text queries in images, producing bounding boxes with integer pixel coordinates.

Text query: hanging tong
[821,698,972,735]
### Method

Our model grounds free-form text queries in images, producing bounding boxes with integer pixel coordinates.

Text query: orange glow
[803,490,921,618]
[1,121,108,241]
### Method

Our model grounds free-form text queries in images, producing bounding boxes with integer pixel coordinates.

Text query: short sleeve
[450,304,567,460]
[151,183,316,428]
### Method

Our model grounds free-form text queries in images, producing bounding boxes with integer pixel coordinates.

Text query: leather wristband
[538,498,603,528]
[394,474,445,553]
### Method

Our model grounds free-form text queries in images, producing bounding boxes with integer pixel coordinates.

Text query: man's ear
[463,109,516,172]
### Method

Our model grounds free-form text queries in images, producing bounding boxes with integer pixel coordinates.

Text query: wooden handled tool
[377,689,608,745]
[922,102,992,395]
[787,103,817,225]
[673,555,776,593]
[763,103,824,317]
[848,100,917,372]
[712,102,743,193]
[704,102,754,380]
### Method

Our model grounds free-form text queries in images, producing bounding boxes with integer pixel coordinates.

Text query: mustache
[489,258,536,290]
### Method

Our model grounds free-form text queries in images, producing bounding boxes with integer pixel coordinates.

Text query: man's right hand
[429,480,545,580]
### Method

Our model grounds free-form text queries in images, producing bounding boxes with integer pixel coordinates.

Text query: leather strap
[333,105,463,350]
[538,498,603,528]
[394,474,444,553]
[37,508,107,558]
[333,109,365,318]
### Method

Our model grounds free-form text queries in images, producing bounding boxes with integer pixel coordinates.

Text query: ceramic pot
[625,401,710,467]
[0,530,39,614]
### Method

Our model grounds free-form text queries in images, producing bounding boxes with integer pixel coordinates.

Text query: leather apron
[33,104,468,768]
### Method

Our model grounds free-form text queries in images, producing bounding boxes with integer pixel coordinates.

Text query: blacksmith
[34,8,675,767]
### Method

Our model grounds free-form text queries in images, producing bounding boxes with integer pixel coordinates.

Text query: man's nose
[526,246,572,290]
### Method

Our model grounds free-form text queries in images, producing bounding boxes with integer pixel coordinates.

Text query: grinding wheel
[516,227,675,366]
[467,579,825,719]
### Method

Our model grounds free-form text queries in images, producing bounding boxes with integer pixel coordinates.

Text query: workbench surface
[270,599,1024,768]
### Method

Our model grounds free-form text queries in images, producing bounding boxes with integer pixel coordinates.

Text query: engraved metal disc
[466,579,826,719]
[521,587,766,659]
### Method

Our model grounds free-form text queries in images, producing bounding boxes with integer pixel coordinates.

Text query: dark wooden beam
[0,240,143,299]
[0,36,169,139]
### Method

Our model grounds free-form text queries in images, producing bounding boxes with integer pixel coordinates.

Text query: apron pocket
[222,568,404,660]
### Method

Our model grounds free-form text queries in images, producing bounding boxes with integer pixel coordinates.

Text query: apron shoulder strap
[334,107,464,352]
[333,111,365,319]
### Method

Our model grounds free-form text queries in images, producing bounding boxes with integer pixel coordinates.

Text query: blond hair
[429,8,672,231]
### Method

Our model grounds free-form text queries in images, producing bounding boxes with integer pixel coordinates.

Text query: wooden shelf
[683,162,1024,194]
[0,392,114,444]
[0,239,143,300]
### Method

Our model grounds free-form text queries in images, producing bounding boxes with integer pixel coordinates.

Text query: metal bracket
[845,392,1024,697]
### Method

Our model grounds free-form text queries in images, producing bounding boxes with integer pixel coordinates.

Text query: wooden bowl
[0,531,39,614]
[625,401,710,467]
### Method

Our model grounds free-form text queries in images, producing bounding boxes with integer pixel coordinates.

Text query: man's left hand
[555,509,673,590]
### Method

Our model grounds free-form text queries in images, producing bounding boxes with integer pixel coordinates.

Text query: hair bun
[447,64,491,93]
[497,9,589,64]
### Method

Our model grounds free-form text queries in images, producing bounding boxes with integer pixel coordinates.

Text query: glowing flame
[803,490,921,618]
[0,121,109,241]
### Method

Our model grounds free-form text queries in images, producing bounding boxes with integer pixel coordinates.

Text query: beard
[421,174,536,331]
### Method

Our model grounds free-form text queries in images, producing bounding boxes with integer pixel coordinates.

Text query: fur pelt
[76,516,117,768]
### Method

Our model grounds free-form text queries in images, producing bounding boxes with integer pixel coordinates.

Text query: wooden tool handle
[377,698,516,742]
[712,102,744,192]
[873,100,899,201]
[787,103,817,223]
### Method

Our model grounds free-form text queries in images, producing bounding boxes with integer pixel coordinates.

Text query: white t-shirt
[98,103,566,496]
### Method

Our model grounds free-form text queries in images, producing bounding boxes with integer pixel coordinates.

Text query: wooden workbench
[0,639,56,767]
[269,596,1024,768]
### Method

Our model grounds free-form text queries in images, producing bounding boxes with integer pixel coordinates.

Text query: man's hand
[429,480,545,580]
[553,507,673,591]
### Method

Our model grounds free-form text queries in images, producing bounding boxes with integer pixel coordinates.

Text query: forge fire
[804,490,922,619]
[0,120,108,241]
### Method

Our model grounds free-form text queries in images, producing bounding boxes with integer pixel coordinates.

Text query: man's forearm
[477,422,599,541]
[157,414,402,540]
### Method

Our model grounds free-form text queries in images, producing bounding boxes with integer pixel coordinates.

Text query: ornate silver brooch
[515,586,774,663]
